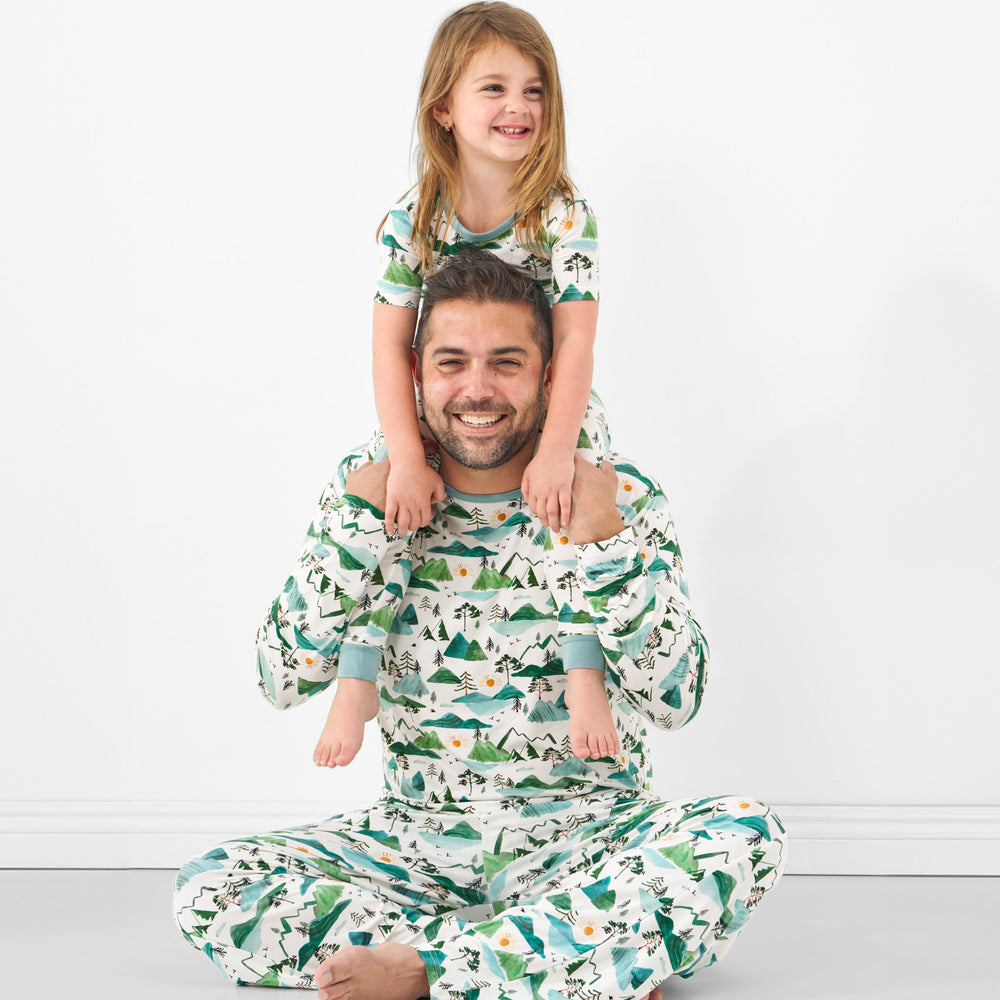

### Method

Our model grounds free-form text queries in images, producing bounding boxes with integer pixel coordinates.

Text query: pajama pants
[174,791,787,998]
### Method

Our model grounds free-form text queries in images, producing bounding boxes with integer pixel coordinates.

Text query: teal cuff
[561,633,606,671]
[337,642,382,682]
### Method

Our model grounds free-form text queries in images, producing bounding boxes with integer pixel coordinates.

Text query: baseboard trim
[1,801,998,875]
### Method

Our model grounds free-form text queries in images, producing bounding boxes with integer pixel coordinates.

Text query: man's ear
[412,349,421,388]
[542,360,553,407]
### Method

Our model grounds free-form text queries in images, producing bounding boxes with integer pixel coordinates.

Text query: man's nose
[461,362,497,397]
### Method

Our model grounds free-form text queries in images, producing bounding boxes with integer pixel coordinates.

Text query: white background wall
[2,1,998,872]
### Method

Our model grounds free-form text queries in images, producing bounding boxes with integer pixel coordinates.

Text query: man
[174,249,787,1000]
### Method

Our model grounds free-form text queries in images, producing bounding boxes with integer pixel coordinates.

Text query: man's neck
[436,439,535,498]
[437,458,527,497]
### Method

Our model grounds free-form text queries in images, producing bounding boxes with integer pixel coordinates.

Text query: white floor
[2,871,997,998]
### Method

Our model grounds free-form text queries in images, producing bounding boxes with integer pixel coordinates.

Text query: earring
[442,121,452,132]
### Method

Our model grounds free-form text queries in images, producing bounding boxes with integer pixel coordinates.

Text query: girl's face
[434,42,545,176]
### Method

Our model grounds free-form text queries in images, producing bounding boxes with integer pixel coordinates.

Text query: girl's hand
[522,450,575,530]
[384,455,445,536]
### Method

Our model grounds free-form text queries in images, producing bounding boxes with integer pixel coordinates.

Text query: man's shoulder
[607,452,672,522]
[332,430,385,493]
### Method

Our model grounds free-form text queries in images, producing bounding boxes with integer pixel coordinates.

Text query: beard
[423,389,545,471]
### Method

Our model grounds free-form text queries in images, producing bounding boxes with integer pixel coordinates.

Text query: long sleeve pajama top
[255,434,710,814]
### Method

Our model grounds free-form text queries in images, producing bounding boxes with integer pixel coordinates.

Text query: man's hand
[565,457,625,545]
[344,459,391,518]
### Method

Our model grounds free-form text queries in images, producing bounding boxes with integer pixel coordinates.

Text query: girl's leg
[557,388,620,757]
[315,424,413,767]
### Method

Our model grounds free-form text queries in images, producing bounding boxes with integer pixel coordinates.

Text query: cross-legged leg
[173,803,492,990]
[418,793,787,999]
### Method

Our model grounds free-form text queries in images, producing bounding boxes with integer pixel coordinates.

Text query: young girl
[314,1,619,770]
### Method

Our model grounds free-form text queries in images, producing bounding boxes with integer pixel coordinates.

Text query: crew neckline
[444,484,523,503]
[452,215,516,242]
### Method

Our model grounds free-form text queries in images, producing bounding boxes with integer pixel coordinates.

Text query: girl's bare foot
[315,943,429,1000]
[566,667,620,759]
[640,989,663,1000]
[313,678,380,768]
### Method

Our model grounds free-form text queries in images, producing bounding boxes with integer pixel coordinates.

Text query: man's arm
[255,447,409,711]
[553,456,709,731]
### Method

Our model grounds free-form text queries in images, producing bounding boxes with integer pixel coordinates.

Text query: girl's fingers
[559,489,572,530]
[545,496,560,529]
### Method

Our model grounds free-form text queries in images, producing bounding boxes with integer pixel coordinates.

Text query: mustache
[444,400,515,416]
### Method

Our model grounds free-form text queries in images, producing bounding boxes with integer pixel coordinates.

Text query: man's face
[414,298,550,483]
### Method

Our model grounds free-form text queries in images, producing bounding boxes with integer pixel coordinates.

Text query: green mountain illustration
[383,259,421,288]
[549,755,592,777]
[509,604,555,622]
[464,639,487,661]
[413,558,453,581]
[472,567,514,591]
[469,740,511,763]
[527,699,570,723]
[387,740,441,759]
[420,713,487,730]
[444,634,470,658]
[427,667,461,685]
[428,541,495,559]
[414,731,446,751]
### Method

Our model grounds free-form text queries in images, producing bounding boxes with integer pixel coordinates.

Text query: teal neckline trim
[452,215,516,242]
[444,484,523,503]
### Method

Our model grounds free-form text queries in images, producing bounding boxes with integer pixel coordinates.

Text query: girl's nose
[505,96,526,114]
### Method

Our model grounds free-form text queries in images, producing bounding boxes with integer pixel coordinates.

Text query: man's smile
[452,412,508,430]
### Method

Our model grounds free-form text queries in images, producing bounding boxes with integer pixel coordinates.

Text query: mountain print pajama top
[173,416,789,998]
[375,189,600,309]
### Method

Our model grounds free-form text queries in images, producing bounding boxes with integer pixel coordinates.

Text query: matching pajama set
[173,426,788,996]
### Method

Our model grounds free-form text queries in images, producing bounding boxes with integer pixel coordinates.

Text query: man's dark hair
[414,247,553,364]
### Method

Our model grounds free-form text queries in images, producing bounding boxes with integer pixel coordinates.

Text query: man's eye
[496,359,520,368]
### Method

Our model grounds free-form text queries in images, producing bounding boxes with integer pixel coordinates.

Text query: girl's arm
[522,299,598,529]
[373,302,445,534]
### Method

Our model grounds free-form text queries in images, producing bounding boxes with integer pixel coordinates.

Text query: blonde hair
[399,2,575,273]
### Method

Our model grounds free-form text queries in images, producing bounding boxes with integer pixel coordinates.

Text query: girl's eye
[526,87,544,97]
[483,84,504,93]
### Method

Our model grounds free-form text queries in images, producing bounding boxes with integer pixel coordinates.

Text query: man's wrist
[569,513,625,546]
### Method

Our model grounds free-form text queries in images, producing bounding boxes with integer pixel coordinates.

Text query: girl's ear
[432,98,451,128]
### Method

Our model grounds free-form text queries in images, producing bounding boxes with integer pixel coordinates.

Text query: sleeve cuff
[337,642,382,682]
[561,633,605,671]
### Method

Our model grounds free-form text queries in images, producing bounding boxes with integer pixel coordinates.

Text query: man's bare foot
[313,678,380,768]
[315,942,429,1000]
[566,668,620,759]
